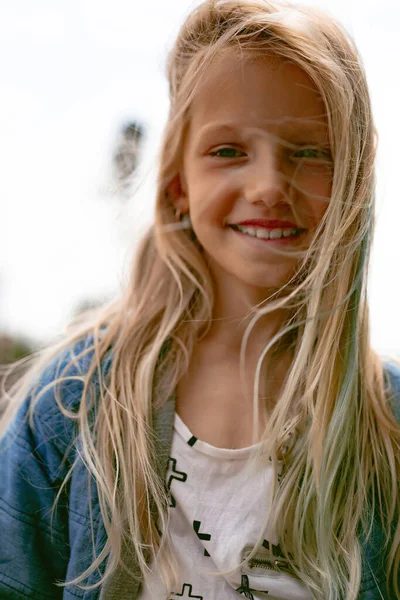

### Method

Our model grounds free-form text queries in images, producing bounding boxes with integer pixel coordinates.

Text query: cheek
[296,170,332,224]
[191,182,236,224]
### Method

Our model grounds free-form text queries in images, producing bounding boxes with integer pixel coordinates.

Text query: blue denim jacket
[0,335,399,599]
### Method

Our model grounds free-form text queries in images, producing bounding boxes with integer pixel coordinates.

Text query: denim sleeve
[0,335,113,600]
[0,336,100,599]
[0,393,72,599]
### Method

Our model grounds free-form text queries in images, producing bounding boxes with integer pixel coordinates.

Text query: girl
[1,1,399,599]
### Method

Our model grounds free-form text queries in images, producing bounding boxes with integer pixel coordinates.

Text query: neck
[200,255,294,357]
[196,305,293,413]
[201,306,291,363]
[203,281,289,351]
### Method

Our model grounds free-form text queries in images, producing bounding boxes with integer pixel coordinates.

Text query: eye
[209,146,246,158]
[292,147,332,160]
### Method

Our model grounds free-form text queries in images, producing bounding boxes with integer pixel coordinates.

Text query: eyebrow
[197,119,329,142]
[196,123,241,143]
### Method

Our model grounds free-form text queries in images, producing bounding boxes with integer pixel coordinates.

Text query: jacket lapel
[99,393,176,599]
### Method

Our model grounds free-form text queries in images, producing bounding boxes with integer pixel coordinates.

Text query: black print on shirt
[263,538,281,554]
[167,457,188,508]
[169,582,203,599]
[236,574,266,599]
[193,520,211,556]
[262,538,294,562]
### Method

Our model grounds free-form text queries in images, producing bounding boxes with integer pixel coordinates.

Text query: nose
[244,147,289,208]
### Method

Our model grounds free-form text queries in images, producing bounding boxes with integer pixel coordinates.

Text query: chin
[241,269,297,290]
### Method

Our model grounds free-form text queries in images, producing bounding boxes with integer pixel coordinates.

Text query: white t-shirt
[138,412,313,600]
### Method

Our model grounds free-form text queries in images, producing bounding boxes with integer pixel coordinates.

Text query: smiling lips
[227,219,306,242]
[233,219,300,228]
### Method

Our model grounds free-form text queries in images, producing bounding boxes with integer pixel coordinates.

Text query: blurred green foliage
[0,335,34,365]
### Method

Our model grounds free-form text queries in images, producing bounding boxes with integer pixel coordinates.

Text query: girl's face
[176,49,333,294]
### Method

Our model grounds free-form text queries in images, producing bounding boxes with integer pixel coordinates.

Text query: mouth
[228,223,307,243]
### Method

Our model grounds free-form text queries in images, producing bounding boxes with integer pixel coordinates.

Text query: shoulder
[3,332,113,474]
[31,332,112,415]
[382,360,400,424]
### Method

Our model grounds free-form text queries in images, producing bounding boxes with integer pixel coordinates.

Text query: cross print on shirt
[193,520,212,556]
[167,457,188,508]
[236,574,264,599]
[169,582,203,599]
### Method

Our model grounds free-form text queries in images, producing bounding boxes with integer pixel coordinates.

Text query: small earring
[172,209,199,245]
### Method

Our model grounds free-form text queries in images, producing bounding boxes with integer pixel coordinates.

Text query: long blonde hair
[2,1,399,598]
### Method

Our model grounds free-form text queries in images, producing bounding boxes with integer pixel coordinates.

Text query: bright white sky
[1,0,399,356]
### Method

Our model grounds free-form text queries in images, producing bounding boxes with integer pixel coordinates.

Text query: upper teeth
[235,225,298,239]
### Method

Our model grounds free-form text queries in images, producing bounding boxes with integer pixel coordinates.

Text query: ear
[166,172,189,213]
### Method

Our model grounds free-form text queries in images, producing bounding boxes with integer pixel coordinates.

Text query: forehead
[187,49,328,142]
